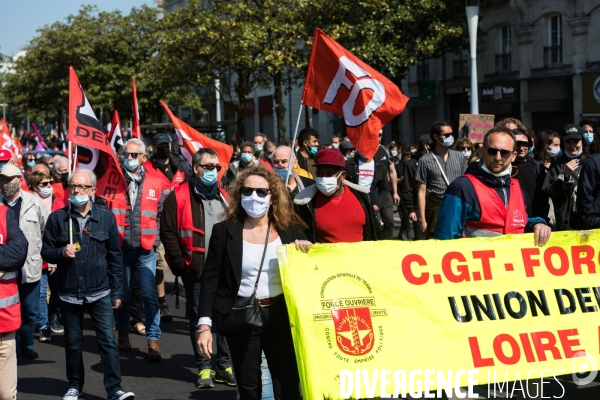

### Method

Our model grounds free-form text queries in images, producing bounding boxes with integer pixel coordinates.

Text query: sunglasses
[486,147,513,159]
[240,186,270,198]
[459,146,471,151]
[38,181,53,188]
[123,152,141,160]
[198,164,222,171]
[439,133,453,138]
[516,141,530,148]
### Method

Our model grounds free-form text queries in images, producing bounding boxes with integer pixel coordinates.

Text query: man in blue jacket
[434,127,551,246]
[41,169,134,400]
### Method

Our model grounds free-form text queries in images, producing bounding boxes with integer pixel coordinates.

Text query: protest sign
[278,231,600,399]
[459,114,494,143]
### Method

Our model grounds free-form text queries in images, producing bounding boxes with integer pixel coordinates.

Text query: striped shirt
[415,149,467,195]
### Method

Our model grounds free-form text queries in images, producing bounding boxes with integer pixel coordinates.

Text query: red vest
[0,206,21,333]
[464,174,527,237]
[143,160,186,194]
[110,174,165,251]
[169,184,229,269]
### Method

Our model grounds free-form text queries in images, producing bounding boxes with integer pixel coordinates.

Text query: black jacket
[400,158,419,214]
[149,153,192,183]
[198,221,307,319]
[577,153,600,229]
[542,155,584,230]
[345,156,389,209]
[293,181,377,242]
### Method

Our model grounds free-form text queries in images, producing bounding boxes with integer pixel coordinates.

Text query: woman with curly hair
[197,166,310,400]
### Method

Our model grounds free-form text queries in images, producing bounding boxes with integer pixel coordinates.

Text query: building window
[417,58,430,81]
[495,25,512,73]
[453,51,468,78]
[544,15,562,67]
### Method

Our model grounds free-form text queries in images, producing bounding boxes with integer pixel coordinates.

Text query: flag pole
[284,103,304,185]
[68,140,73,245]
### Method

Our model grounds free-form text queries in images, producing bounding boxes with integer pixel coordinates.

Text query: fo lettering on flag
[68,66,127,204]
[160,101,233,181]
[302,28,409,159]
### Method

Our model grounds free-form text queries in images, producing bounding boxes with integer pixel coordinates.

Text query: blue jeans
[61,295,123,396]
[261,354,274,400]
[115,249,161,340]
[37,269,60,329]
[18,277,40,351]
[181,271,231,371]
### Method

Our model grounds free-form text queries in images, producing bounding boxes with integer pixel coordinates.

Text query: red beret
[314,149,346,168]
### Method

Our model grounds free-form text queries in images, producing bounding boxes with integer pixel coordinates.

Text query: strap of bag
[252,221,271,295]
[432,154,450,187]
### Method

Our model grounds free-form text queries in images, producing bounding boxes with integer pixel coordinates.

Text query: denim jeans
[261,354,274,400]
[61,295,124,396]
[37,269,61,329]
[115,248,161,340]
[18,277,40,351]
[181,270,230,371]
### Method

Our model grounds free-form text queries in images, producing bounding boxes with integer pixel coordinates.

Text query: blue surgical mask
[528,145,535,154]
[267,152,273,159]
[241,153,253,163]
[27,161,36,169]
[69,194,90,207]
[584,133,594,145]
[124,159,140,172]
[547,148,562,158]
[200,169,217,186]
[274,167,289,181]
[254,144,263,152]
[308,146,318,156]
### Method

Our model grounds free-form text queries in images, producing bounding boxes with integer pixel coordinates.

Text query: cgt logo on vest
[323,56,386,127]
[315,273,387,364]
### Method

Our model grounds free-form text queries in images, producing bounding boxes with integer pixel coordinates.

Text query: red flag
[302,28,409,159]
[108,110,124,156]
[0,119,22,160]
[68,66,127,204]
[160,101,233,181]
[132,77,141,139]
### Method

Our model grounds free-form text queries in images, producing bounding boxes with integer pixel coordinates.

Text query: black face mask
[157,146,170,160]
[59,172,69,185]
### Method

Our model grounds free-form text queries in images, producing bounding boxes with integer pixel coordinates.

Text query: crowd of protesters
[1,116,599,400]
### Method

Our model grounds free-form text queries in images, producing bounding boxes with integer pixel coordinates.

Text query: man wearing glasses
[41,169,135,400]
[0,164,48,360]
[110,138,166,362]
[434,127,551,246]
[160,148,235,389]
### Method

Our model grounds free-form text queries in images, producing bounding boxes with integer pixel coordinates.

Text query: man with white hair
[41,169,135,400]
[52,156,70,202]
[109,138,166,361]
[271,146,314,198]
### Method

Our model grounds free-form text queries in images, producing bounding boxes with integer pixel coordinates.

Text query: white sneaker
[63,388,79,400]
[108,390,135,400]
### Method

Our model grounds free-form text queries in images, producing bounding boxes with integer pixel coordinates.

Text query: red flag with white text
[302,28,409,159]
[132,77,141,139]
[160,101,233,181]
[108,110,124,156]
[0,119,22,160]
[68,67,127,204]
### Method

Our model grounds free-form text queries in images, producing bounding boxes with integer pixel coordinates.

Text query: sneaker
[196,369,215,389]
[21,349,39,360]
[63,388,80,400]
[107,390,135,400]
[50,316,64,333]
[159,302,172,323]
[214,367,236,386]
[39,328,51,343]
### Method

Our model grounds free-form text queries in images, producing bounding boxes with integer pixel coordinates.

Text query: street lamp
[466,5,479,115]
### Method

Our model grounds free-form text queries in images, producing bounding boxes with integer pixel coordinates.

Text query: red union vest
[111,175,165,250]
[0,206,21,333]
[169,184,229,268]
[463,174,527,237]
[143,160,186,194]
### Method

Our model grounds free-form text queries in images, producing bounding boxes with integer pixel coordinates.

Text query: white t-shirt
[238,237,283,298]
[358,159,375,188]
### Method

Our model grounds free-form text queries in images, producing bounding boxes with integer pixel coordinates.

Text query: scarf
[192,177,219,200]
[125,167,145,208]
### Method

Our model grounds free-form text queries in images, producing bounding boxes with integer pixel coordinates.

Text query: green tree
[2,5,162,125]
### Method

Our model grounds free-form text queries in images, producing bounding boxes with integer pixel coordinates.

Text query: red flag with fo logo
[160,101,233,181]
[302,28,409,159]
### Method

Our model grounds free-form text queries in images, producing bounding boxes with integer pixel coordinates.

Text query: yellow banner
[277,231,600,399]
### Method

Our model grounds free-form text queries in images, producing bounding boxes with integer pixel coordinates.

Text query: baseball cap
[339,141,354,153]
[419,135,432,145]
[562,124,583,142]
[0,150,12,162]
[314,149,346,168]
[153,133,172,146]
[0,164,22,178]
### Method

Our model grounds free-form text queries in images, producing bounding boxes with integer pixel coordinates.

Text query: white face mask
[316,172,342,196]
[482,163,512,177]
[462,150,472,158]
[440,135,455,148]
[241,192,271,218]
[331,143,339,149]
[391,150,398,157]
[38,186,53,198]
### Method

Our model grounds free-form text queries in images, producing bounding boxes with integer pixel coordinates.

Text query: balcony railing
[544,46,562,68]
[495,53,511,74]
[453,60,468,78]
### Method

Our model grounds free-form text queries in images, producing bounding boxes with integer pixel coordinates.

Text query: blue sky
[1,0,154,56]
